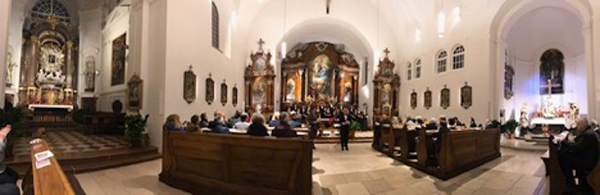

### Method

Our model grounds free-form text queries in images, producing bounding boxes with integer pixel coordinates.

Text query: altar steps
[6,145,161,177]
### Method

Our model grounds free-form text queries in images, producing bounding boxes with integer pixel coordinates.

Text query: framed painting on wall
[232,85,238,107]
[183,65,196,104]
[424,88,432,110]
[440,85,450,110]
[111,33,127,86]
[221,80,228,106]
[410,90,417,110]
[461,82,473,109]
[206,74,214,105]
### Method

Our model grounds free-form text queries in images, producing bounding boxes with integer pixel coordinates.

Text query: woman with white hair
[247,113,269,136]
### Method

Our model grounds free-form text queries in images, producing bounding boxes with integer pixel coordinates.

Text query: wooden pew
[28,139,76,195]
[438,129,500,176]
[380,121,395,156]
[417,129,436,166]
[159,130,313,195]
[590,147,600,195]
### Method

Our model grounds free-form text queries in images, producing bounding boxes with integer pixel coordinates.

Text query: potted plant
[125,113,149,147]
[349,121,362,138]
[503,119,519,139]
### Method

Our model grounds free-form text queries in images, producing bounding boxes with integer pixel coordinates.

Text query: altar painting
[111,33,127,86]
[342,81,353,103]
[309,54,333,100]
[252,77,267,107]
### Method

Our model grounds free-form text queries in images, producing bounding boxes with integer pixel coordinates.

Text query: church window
[211,1,220,50]
[415,59,421,79]
[31,0,71,23]
[436,51,447,73]
[452,45,465,70]
[406,63,412,81]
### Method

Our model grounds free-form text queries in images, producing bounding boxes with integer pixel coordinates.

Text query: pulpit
[373,48,400,122]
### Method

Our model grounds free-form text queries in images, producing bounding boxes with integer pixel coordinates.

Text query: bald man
[559,117,599,194]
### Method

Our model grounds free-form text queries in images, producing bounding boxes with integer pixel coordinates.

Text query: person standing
[338,107,353,151]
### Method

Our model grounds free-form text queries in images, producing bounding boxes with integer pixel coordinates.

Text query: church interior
[0,0,599,194]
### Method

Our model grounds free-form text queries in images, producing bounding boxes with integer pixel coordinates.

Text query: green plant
[350,121,363,131]
[503,119,519,134]
[125,113,149,147]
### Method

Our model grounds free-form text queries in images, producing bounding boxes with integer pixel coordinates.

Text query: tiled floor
[12,131,130,156]
[74,143,549,195]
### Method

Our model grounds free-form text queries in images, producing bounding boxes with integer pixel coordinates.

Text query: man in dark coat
[338,107,353,151]
[559,117,599,194]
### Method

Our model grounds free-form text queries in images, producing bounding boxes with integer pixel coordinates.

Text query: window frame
[436,51,448,74]
[211,1,220,50]
[452,45,465,70]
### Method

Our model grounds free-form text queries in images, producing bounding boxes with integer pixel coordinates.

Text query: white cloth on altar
[530,117,568,126]
[28,104,74,111]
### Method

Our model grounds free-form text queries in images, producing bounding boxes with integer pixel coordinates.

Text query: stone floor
[74,143,549,195]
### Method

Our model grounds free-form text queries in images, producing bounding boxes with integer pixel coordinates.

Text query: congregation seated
[557,117,599,194]
[165,114,185,131]
[246,113,269,136]
[234,113,250,130]
[268,112,280,127]
[469,117,478,128]
[186,115,200,133]
[272,112,298,137]
[199,113,209,128]
[210,116,230,134]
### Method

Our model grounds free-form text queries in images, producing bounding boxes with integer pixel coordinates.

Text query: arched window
[452,45,465,70]
[31,0,71,22]
[436,51,447,73]
[406,63,412,81]
[414,59,421,79]
[211,2,220,49]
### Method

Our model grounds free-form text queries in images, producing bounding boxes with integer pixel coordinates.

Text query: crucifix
[541,79,560,97]
[383,48,390,58]
[257,38,265,52]
[326,0,331,14]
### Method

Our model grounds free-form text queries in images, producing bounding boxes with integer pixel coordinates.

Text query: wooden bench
[549,136,600,195]
[24,139,77,195]
[159,130,313,195]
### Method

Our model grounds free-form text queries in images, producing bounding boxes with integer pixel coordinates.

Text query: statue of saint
[520,103,529,127]
[5,52,15,84]
[542,97,556,118]
[84,58,96,90]
[568,102,579,129]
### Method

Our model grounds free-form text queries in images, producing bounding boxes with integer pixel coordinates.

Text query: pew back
[589,142,600,195]
[159,131,313,195]
[439,129,500,173]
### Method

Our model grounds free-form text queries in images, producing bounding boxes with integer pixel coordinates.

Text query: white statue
[84,57,96,90]
[568,102,579,129]
[520,103,529,127]
[542,97,556,118]
[5,52,15,84]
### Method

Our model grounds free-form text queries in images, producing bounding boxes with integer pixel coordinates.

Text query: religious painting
[381,83,392,107]
[440,86,450,109]
[309,54,333,100]
[127,74,143,111]
[252,77,267,107]
[205,74,214,105]
[461,83,472,109]
[221,80,227,106]
[424,89,432,110]
[183,66,196,104]
[111,33,127,86]
[286,78,297,102]
[84,56,96,92]
[232,85,238,107]
[410,90,417,110]
[342,80,353,103]
[539,49,564,95]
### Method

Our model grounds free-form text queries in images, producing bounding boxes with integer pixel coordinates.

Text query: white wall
[0,0,11,107]
[98,6,130,111]
[78,8,103,103]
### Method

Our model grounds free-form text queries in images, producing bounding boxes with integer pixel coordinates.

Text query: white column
[585,21,597,119]
[0,0,12,108]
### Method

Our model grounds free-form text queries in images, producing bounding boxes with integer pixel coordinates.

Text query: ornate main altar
[18,9,79,110]
[280,42,360,110]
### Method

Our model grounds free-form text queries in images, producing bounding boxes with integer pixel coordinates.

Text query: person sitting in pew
[415,116,425,129]
[208,111,223,129]
[234,113,250,130]
[470,117,478,128]
[558,117,599,194]
[186,115,201,133]
[165,114,185,131]
[425,118,438,130]
[199,113,209,128]
[210,116,230,134]
[272,112,298,138]
[288,112,303,128]
[268,112,280,127]
[0,125,19,195]
[247,113,269,136]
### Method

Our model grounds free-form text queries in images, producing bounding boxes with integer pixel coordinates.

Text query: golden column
[28,35,39,86]
[65,41,74,89]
